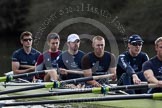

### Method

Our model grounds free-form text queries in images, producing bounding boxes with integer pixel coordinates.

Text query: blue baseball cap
[128,34,144,43]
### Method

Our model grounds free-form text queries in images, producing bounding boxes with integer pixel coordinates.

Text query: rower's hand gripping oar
[0,74,114,95]
[0,70,52,83]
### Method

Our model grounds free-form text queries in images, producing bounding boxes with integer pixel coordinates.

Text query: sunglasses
[131,42,143,46]
[23,38,32,42]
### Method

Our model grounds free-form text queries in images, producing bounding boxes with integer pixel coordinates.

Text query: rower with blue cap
[116,34,149,94]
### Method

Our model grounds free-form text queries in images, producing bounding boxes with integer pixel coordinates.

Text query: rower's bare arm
[109,67,116,80]
[12,61,35,74]
[144,69,159,84]
[20,65,35,69]
[83,69,101,87]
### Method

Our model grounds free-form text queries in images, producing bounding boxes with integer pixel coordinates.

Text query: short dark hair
[47,33,60,42]
[20,31,32,40]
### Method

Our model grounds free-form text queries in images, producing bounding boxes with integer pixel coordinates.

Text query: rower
[143,37,162,93]
[35,33,61,82]
[57,34,85,88]
[11,31,41,82]
[81,36,116,87]
[117,34,149,94]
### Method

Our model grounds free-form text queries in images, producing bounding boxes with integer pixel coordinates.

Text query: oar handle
[93,74,114,80]
[66,70,83,74]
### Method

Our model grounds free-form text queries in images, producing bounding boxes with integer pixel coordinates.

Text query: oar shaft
[109,84,149,91]
[0,85,45,95]
[0,74,111,95]
[3,94,156,107]
[60,74,113,85]
[0,89,92,100]
[13,70,50,79]
[0,70,51,82]
[60,77,93,85]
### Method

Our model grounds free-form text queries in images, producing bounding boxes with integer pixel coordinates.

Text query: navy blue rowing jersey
[117,51,149,80]
[142,56,162,80]
[57,50,85,80]
[12,48,40,68]
[82,51,116,75]
[12,48,40,81]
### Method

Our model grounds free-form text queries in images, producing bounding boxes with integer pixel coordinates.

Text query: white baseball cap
[67,34,80,42]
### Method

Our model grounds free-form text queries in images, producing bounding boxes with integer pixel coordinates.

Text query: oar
[0,74,113,95]
[0,70,52,82]
[65,70,83,74]
[0,83,158,100]
[2,93,162,107]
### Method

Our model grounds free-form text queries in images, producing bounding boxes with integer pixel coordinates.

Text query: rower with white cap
[57,34,85,88]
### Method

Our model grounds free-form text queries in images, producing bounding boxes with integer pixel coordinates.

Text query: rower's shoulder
[31,48,41,54]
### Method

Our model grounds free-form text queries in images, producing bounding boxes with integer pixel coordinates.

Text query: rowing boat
[0,82,161,108]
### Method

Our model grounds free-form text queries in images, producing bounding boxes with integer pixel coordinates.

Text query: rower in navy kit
[57,34,85,88]
[12,31,41,82]
[82,36,116,87]
[143,37,162,93]
[117,34,149,94]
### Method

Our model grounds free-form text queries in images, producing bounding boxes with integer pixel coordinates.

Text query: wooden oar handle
[66,70,83,74]
[93,74,114,80]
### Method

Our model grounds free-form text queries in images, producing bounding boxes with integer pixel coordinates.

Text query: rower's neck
[49,49,58,53]
[23,47,31,54]
[68,49,78,55]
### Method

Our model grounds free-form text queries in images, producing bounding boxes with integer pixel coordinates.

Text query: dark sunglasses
[23,38,32,42]
[131,42,143,46]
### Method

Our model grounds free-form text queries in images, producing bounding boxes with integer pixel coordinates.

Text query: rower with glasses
[11,31,41,82]
[117,34,149,94]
